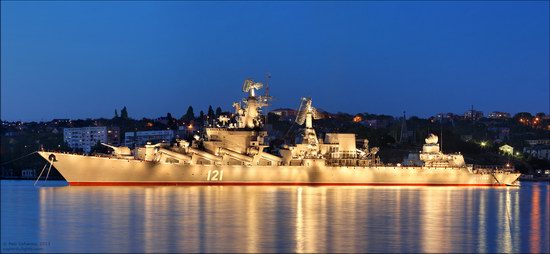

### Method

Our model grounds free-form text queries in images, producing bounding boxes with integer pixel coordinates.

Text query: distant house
[363,119,391,129]
[270,108,297,117]
[523,145,550,161]
[270,108,297,121]
[464,110,483,120]
[124,130,175,147]
[21,169,35,178]
[461,135,473,142]
[52,119,71,124]
[488,111,511,119]
[488,127,510,141]
[499,144,514,155]
[155,117,170,125]
[525,139,550,146]
[4,131,21,137]
[433,112,459,121]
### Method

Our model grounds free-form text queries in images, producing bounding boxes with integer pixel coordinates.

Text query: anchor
[34,154,56,186]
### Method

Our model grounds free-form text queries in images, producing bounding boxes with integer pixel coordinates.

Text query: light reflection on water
[1,181,549,253]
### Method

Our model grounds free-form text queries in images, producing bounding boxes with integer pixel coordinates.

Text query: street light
[480,141,487,147]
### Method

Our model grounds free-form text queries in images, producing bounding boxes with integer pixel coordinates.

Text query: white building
[464,110,483,120]
[21,169,35,178]
[64,126,120,153]
[488,111,511,119]
[523,145,550,161]
[499,144,514,155]
[525,139,550,146]
[124,130,175,147]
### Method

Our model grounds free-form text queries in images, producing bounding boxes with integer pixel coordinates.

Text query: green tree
[207,105,214,119]
[215,106,223,116]
[183,106,194,122]
[114,109,119,119]
[121,106,129,119]
[513,112,532,120]
[199,110,205,120]
[167,112,175,128]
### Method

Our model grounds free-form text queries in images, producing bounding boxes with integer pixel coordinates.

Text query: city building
[270,108,298,122]
[464,109,484,120]
[488,111,511,119]
[52,119,71,124]
[525,139,550,146]
[433,112,459,120]
[364,119,391,129]
[21,169,35,178]
[523,145,550,161]
[64,126,120,153]
[124,130,175,147]
[488,127,510,142]
[270,108,297,117]
[461,135,473,142]
[155,116,172,125]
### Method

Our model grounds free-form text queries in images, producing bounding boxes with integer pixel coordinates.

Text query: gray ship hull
[38,152,521,186]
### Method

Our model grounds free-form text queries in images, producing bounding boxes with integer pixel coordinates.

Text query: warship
[38,79,520,186]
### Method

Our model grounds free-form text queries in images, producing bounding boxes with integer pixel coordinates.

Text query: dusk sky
[1,1,548,122]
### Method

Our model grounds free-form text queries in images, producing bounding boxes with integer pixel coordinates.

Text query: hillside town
[2,106,549,180]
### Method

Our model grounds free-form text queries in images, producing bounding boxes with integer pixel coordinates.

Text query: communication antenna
[263,73,272,126]
[399,111,407,144]
[440,116,443,152]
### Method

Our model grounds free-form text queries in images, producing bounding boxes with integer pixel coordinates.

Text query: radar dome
[425,134,439,144]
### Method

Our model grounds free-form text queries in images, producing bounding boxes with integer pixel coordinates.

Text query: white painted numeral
[207,170,223,181]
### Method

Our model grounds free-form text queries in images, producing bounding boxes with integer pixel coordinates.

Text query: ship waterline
[37,152,520,186]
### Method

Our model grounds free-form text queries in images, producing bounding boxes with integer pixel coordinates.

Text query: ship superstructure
[38,79,520,186]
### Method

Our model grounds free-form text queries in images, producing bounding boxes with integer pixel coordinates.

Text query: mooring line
[34,162,48,186]
[44,161,54,181]
[1,151,38,166]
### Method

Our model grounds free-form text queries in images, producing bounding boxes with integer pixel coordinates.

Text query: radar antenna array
[242,79,263,97]
[295,97,322,125]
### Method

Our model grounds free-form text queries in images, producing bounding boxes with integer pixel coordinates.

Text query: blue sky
[1,1,548,121]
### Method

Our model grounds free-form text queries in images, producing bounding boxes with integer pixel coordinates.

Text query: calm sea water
[1,180,548,253]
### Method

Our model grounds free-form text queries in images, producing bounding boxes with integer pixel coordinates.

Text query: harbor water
[1,180,548,253]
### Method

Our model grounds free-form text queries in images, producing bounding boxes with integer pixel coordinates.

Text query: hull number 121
[207,170,223,181]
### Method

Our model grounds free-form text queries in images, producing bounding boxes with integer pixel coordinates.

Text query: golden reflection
[477,189,487,253]
[530,185,540,254]
[393,188,401,249]
[246,187,259,253]
[34,185,543,253]
[295,187,304,253]
[502,189,512,253]
[144,188,153,253]
[39,188,50,249]
[421,188,450,253]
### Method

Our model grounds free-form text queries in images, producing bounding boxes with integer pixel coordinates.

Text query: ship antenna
[263,72,272,127]
[399,111,407,144]
[440,116,443,153]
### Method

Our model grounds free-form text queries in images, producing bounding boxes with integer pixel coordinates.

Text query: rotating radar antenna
[295,97,322,128]
[242,79,263,97]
